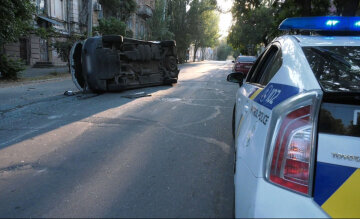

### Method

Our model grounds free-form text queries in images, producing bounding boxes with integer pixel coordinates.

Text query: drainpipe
[87,0,93,37]
[67,0,71,36]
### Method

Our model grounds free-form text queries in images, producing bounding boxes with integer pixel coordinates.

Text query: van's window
[302,46,360,93]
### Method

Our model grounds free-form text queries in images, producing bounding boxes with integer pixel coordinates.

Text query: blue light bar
[279,16,360,32]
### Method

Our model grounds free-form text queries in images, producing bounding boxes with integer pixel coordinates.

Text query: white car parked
[228,17,360,218]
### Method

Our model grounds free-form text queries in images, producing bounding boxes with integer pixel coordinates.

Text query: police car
[227,17,360,218]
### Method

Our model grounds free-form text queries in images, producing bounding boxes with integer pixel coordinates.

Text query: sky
[217,0,234,38]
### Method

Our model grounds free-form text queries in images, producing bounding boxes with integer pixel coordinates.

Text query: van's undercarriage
[70,35,180,92]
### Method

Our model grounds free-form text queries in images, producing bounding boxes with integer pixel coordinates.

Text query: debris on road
[122,91,151,99]
[64,90,77,96]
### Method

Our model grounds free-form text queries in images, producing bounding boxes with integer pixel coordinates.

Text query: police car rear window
[302,46,360,93]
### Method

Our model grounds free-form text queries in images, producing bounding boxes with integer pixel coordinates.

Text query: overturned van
[70,35,180,92]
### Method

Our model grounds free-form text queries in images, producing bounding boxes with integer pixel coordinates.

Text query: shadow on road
[0,61,236,217]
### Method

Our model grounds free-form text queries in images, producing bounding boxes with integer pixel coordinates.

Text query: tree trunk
[193,45,198,62]
[201,48,206,61]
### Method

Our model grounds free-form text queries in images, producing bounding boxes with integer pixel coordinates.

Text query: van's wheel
[102,35,123,44]
[160,40,175,47]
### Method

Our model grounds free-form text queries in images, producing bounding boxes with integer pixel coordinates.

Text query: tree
[53,35,85,73]
[198,10,220,60]
[187,0,219,61]
[99,0,137,21]
[0,0,35,45]
[147,0,174,41]
[168,0,191,63]
[334,0,360,16]
[216,40,233,60]
[228,2,275,55]
[0,0,35,79]
[272,0,330,28]
[228,0,334,55]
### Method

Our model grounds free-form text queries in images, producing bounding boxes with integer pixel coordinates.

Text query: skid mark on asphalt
[0,161,46,176]
[79,115,231,154]
[157,97,231,109]
[174,106,221,128]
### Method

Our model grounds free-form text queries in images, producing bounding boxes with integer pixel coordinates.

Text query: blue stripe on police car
[253,83,299,110]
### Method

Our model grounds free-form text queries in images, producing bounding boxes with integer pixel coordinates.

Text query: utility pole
[87,0,93,38]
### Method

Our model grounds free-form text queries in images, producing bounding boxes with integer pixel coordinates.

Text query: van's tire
[102,35,123,44]
[165,56,178,71]
[160,40,175,47]
[164,78,177,85]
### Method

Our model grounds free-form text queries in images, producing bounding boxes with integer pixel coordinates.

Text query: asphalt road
[0,61,238,218]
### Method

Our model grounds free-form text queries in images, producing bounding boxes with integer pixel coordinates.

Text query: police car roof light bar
[279,16,360,32]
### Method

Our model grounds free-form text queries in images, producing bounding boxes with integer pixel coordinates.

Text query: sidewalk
[20,66,69,79]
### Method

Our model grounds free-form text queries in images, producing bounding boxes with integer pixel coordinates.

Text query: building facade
[3,0,101,67]
[127,0,155,40]
[3,0,155,68]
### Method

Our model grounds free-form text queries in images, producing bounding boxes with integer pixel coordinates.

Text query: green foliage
[53,36,81,63]
[228,3,274,55]
[168,0,191,63]
[99,0,137,21]
[187,0,220,61]
[53,40,72,63]
[167,0,220,63]
[333,0,360,16]
[216,41,233,61]
[228,0,334,55]
[53,35,85,72]
[0,55,25,80]
[95,17,128,36]
[0,0,35,44]
[147,0,174,41]
[271,0,330,37]
[200,10,220,48]
[0,0,34,80]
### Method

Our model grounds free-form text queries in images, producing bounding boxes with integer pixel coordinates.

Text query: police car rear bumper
[234,158,329,218]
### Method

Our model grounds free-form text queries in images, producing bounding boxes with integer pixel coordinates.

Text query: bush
[53,40,74,62]
[53,35,84,72]
[95,17,127,36]
[0,55,24,80]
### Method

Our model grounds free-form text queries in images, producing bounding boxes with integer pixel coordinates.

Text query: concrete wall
[127,0,155,39]
[29,35,41,65]
[3,43,21,59]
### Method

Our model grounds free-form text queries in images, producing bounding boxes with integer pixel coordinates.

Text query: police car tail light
[269,105,312,195]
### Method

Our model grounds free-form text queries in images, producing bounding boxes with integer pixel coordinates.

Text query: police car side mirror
[227,73,244,86]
